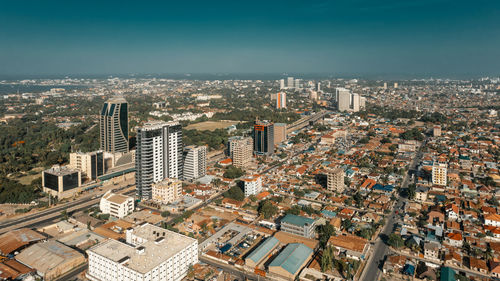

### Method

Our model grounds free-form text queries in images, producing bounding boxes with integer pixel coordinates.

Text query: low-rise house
[423,241,440,261]
[328,233,369,260]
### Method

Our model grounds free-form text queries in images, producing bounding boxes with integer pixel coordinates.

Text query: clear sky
[0,0,499,78]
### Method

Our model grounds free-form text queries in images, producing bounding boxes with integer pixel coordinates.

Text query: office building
[69,151,104,181]
[152,178,183,205]
[279,79,285,90]
[433,125,442,137]
[100,191,135,219]
[253,120,274,156]
[327,168,345,192]
[183,145,207,181]
[243,175,262,197]
[360,96,366,109]
[273,123,287,145]
[287,77,294,89]
[432,163,447,186]
[228,136,253,168]
[383,82,387,89]
[316,82,321,92]
[276,92,286,109]
[294,78,301,89]
[336,88,351,112]
[135,121,183,200]
[86,223,198,281]
[280,214,316,238]
[394,82,398,88]
[352,93,360,112]
[100,96,129,154]
[42,166,82,198]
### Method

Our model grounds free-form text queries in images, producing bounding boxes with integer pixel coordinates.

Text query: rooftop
[281,214,315,227]
[245,236,279,264]
[88,224,197,274]
[269,243,313,275]
[0,228,45,255]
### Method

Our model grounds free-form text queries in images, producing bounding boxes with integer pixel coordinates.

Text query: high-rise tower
[100,97,129,154]
[253,120,274,156]
[135,121,183,200]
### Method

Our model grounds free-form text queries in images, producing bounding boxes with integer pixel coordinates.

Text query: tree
[317,224,335,248]
[61,210,69,221]
[387,234,404,248]
[258,200,278,219]
[161,211,170,217]
[294,189,305,198]
[321,246,335,272]
[223,165,245,179]
[223,185,245,201]
[286,205,301,216]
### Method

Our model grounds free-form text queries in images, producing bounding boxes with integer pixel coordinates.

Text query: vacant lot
[186,120,239,131]
[16,167,44,185]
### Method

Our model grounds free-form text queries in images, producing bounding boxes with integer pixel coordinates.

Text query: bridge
[286,110,329,134]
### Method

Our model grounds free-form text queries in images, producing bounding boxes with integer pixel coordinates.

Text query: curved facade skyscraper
[100,96,129,154]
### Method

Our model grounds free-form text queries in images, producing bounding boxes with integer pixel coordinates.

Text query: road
[0,189,134,234]
[360,141,425,281]
[199,256,269,281]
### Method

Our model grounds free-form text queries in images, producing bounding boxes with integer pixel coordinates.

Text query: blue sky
[0,0,498,77]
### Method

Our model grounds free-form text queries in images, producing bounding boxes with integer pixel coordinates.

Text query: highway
[0,189,134,235]
[360,141,425,281]
[286,110,329,134]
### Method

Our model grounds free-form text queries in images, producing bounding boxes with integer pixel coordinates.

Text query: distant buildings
[243,175,262,197]
[287,77,294,89]
[336,88,351,112]
[336,87,365,112]
[42,166,82,198]
[86,223,198,281]
[274,123,287,145]
[253,120,274,156]
[135,121,183,200]
[183,145,207,181]
[69,151,104,181]
[276,92,286,109]
[280,214,316,238]
[433,125,442,137]
[327,168,345,192]
[152,178,183,205]
[100,191,134,219]
[279,79,285,90]
[228,136,253,168]
[100,96,129,154]
[432,163,447,186]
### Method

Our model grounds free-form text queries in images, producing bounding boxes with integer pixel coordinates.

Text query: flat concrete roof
[89,224,196,274]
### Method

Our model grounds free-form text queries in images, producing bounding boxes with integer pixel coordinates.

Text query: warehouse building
[245,236,279,268]
[268,243,313,279]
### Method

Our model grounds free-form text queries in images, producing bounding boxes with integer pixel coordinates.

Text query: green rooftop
[246,237,279,264]
[281,214,315,227]
[269,243,313,274]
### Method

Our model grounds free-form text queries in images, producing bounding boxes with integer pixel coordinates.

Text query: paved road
[0,190,134,234]
[360,141,425,281]
[200,256,269,281]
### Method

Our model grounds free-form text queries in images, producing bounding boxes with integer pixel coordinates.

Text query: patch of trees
[183,128,228,150]
[223,185,245,201]
[258,200,278,219]
[401,128,425,141]
[223,165,245,179]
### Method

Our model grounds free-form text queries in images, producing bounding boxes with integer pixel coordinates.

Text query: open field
[186,120,239,131]
[16,167,44,185]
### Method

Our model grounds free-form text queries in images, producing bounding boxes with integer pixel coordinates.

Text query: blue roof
[281,214,315,227]
[403,264,415,275]
[220,243,232,253]
[321,210,336,218]
[440,267,456,281]
[373,184,394,192]
[246,237,279,264]
[269,243,313,275]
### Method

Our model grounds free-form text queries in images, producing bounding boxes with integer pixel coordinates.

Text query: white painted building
[100,191,134,219]
[86,223,198,281]
[136,121,183,200]
[183,145,207,181]
[243,175,262,197]
[152,178,182,205]
[432,163,447,186]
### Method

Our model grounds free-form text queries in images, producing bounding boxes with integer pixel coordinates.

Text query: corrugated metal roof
[246,237,279,264]
[269,243,312,274]
[281,214,314,227]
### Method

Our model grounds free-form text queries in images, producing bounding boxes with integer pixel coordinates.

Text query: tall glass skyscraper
[253,120,274,156]
[100,97,129,154]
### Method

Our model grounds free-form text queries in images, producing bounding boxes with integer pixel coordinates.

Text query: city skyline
[1,0,499,77]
